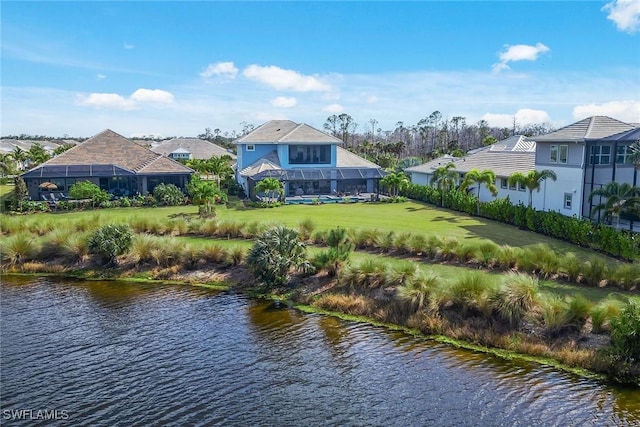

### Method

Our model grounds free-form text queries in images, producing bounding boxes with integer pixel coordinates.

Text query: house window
[500,178,508,189]
[288,145,331,164]
[518,183,526,192]
[564,193,572,210]
[509,181,516,190]
[247,145,255,152]
[616,145,632,164]
[590,145,611,165]
[559,145,568,163]
[550,145,568,164]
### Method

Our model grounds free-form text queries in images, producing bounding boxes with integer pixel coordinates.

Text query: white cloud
[77,93,136,110]
[271,96,297,108]
[323,103,344,113]
[96,74,106,80]
[493,43,550,73]
[124,43,135,50]
[573,100,640,123]
[200,61,239,78]
[77,88,173,110]
[602,0,640,33]
[243,64,331,92]
[366,95,378,104]
[481,109,551,128]
[130,88,174,104]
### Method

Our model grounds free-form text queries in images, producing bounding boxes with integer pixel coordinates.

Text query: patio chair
[49,193,59,202]
[58,192,69,200]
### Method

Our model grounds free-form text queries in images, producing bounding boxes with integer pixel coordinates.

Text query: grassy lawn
[1,201,624,263]
[0,184,14,197]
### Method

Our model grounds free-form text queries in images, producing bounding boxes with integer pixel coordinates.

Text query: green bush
[69,181,110,207]
[153,183,185,206]
[87,224,133,265]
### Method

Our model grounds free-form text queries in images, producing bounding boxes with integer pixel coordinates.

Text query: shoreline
[2,266,632,386]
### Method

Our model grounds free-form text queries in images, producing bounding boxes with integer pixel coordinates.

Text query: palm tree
[430,162,458,207]
[507,169,558,208]
[254,177,284,203]
[380,172,409,197]
[629,141,640,169]
[589,182,640,229]
[11,147,28,171]
[247,226,314,287]
[187,175,224,217]
[207,155,234,187]
[0,153,15,177]
[460,169,498,215]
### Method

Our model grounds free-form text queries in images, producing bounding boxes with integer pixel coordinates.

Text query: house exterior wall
[237,144,275,170]
[408,171,432,186]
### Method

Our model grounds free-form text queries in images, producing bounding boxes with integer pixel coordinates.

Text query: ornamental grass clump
[559,252,582,283]
[297,218,316,241]
[609,263,640,291]
[538,294,571,337]
[582,257,609,287]
[60,232,90,264]
[444,271,496,317]
[591,299,624,333]
[395,269,440,314]
[474,241,501,268]
[492,272,540,328]
[1,232,38,265]
[340,259,390,290]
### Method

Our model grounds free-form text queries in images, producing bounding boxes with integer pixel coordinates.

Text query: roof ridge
[278,123,304,142]
[134,153,163,171]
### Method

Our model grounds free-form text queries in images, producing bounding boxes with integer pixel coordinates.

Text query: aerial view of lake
[1,276,638,426]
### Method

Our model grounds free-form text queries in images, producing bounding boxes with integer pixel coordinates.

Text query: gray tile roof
[151,138,236,159]
[31,129,192,175]
[235,120,342,145]
[601,126,640,142]
[406,136,535,178]
[534,116,635,142]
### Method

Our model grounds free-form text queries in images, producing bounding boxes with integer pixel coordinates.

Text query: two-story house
[533,116,638,223]
[235,120,386,199]
[405,135,536,206]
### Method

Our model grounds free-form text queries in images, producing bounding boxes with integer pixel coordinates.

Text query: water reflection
[1,276,638,426]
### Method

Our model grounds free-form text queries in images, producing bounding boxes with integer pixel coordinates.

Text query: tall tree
[460,169,498,215]
[254,177,284,203]
[430,162,459,207]
[11,147,28,170]
[589,182,640,229]
[507,169,558,207]
[27,143,51,166]
[380,172,409,197]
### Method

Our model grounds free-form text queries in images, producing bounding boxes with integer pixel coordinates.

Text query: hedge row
[401,184,639,261]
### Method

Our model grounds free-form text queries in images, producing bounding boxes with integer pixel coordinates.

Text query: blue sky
[2,1,639,138]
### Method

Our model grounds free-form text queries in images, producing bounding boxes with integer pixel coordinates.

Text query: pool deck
[285,193,382,204]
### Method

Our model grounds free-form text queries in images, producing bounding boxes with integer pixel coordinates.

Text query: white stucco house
[533,116,638,227]
[405,135,536,206]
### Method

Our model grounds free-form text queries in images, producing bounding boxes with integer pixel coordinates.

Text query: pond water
[1,277,638,426]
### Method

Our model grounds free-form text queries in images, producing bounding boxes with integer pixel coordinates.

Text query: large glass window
[590,145,611,165]
[616,145,633,164]
[288,145,331,164]
[550,145,568,164]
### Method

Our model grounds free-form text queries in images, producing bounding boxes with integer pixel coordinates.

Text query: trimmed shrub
[87,224,133,265]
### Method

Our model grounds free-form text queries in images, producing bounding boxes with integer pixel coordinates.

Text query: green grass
[1,200,628,265]
[0,184,14,197]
